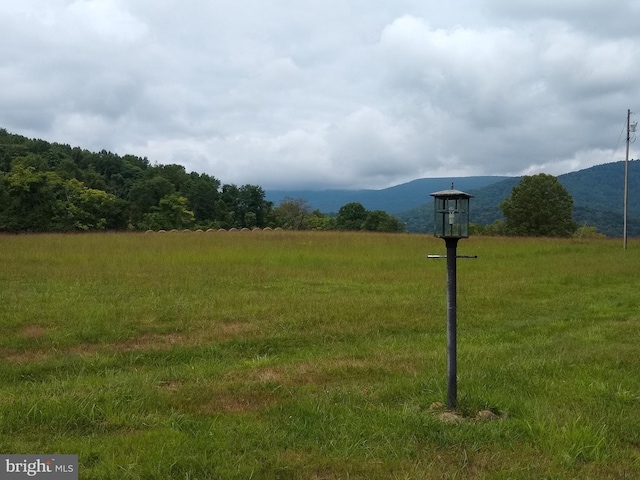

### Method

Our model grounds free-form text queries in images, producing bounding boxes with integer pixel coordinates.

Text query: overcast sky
[1,0,639,190]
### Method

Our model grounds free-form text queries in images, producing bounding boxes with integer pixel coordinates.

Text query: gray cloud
[0,0,638,190]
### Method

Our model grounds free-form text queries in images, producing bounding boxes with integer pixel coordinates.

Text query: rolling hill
[267,161,640,237]
[265,176,511,215]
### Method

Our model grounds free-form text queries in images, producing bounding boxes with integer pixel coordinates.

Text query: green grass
[1,231,639,479]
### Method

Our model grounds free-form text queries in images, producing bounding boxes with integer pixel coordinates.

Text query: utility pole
[624,109,638,250]
[624,109,630,250]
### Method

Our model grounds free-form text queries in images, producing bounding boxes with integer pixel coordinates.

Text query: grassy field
[0,231,639,479]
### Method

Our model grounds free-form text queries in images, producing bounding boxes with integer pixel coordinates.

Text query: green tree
[362,210,405,232]
[308,211,336,230]
[220,184,272,228]
[0,161,67,231]
[106,157,145,199]
[500,173,577,237]
[182,172,221,226]
[273,197,312,230]
[220,184,241,228]
[238,184,271,228]
[156,163,189,191]
[128,176,175,226]
[244,212,257,228]
[62,179,126,230]
[140,193,195,230]
[336,202,367,230]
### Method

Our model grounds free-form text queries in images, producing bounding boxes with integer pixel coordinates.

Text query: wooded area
[0,129,404,233]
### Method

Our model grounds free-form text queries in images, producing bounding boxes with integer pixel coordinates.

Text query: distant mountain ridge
[462,161,640,236]
[266,161,640,237]
[266,176,511,214]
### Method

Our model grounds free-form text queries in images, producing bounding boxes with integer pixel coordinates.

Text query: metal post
[445,237,459,409]
[624,108,631,250]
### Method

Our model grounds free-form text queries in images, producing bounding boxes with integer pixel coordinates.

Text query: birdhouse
[430,184,473,239]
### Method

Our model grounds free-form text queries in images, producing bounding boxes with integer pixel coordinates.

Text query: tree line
[0,129,405,233]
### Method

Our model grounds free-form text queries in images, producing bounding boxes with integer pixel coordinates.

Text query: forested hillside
[0,129,405,233]
[397,161,640,236]
[560,161,640,236]
[0,129,271,232]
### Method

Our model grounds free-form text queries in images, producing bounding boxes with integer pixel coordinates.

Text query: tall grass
[0,231,639,478]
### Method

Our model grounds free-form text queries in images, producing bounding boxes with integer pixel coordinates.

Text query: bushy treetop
[500,173,578,237]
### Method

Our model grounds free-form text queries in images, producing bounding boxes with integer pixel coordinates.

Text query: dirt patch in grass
[156,379,184,392]
[19,324,46,339]
[200,390,279,414]
[429,402,507,423]
[215,321,255,337]
[253,367,282,383]
[1,349,52,365]
[2,321,256,364]
[112,332,186,352]
[115,321,256,350]
[255,357,421,386]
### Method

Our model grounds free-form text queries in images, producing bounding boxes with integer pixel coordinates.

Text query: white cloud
[485,0,640,39]
[0,0,639,189]
[67,0,149,44]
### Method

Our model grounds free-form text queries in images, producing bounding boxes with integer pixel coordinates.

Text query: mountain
[560,161,640,236]
[267,161,640,237]
[397,161,640,236]
[265,176,511,214]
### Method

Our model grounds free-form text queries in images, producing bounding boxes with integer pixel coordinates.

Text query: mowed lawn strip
[0,232,639,479]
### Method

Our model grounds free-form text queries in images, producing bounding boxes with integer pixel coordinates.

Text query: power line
[608,116,628,164]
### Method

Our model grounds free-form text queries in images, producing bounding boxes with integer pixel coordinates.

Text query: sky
[1,0,639,190]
